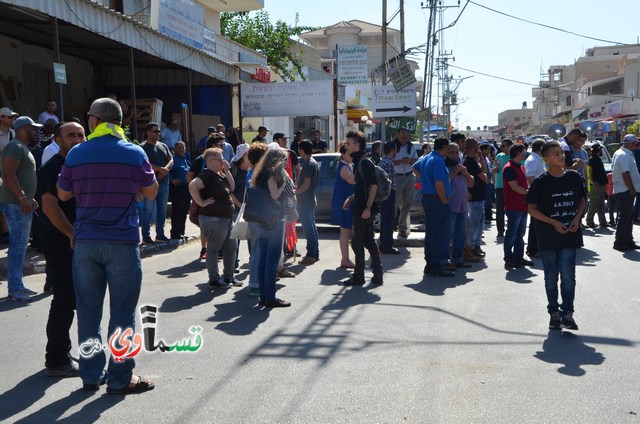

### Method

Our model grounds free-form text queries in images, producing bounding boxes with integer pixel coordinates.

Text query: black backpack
[357,156,392,203]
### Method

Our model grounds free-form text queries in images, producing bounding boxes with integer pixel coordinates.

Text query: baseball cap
[208,126,216,131]
[258,126,268,132]
[480,140,491,147]
[623,134,638,144]
[231,143,250,163]
[0,107,18,117]
[12,116,42,129]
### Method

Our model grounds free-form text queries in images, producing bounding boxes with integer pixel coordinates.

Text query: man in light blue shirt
[160,119,181,150]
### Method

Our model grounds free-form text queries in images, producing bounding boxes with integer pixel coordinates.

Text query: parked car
[312,153,423,223]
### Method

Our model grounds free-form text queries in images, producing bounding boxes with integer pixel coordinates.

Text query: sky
[261,0,639,130]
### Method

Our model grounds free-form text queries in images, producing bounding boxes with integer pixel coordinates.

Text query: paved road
[1,224,639,423]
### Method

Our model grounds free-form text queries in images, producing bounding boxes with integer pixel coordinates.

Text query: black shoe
[343,277,365,286]
[423,265,430,274]
[142,237,154,244]
[43,284,54,294]
[520,259,534,267]
[208,279,230,289]
[504,261,523,269]
[613,244,633,252]
[497,233,504,238]
[155,235,170,242]
[258,297,266,306]
[265,298,291,308]
[428,270,455,277]
[549,311,562,330]
[380,248,400,255]
[371,275,383,285]
[630,243,640,250]
[561,312,578,330]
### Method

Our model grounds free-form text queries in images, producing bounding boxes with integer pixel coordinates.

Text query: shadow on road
[534,330,605,376]
[209,289,271,336]
[159,282,229,313]
[156,259,204,279]
[406,274,473,296]
[504,267,537,284]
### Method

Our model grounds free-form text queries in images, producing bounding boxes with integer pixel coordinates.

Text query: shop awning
[346,109,372,121]
[0,0,239,84]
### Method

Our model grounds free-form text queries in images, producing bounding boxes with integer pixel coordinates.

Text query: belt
[396,172,413,176]
[423,194,439,198]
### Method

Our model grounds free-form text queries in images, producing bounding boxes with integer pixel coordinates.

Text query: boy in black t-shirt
[526,141,585,331]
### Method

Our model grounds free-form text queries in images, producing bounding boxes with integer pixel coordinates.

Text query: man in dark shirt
[343,130,383,286]
[39,121,85,377]
[503,144,531,268]
[463,139,489,257]
[141,122,173,243]
[296,139,320,264]
[586,143,609,227]
[289,130,303,155]
[311,130,328,154]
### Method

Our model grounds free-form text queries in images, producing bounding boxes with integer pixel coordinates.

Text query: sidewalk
[0,220,203,279]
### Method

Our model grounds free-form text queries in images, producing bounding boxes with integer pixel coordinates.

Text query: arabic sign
[53,63,67,85]
[387,117,417,139]
[387,55,417,91]
[371,84,417,118]
[203,27,216,55]
[241,81,334,118]
[337,45,369,86]
[152,0,205,50]
[79,304,203,361]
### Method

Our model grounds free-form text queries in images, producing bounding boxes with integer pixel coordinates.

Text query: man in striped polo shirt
[57,97,158,395]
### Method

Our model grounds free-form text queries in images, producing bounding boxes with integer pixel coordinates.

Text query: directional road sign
[371,84,417,118]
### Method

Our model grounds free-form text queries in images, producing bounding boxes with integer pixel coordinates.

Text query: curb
[0,235,201,279]
[394,236,424,248]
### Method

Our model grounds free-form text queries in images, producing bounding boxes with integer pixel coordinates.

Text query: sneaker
[371,274,383,285]
[549,312,562,330]
[225,278,243,287]
[23,287,37,296]
[561,312,579,330]
[199,248,207,260]
[265,298,291,308]
[155,235,170,242]
[208,279,230,289]
[46,361,80,378]
[142,236,154,244]
[8,290,31,302]
[520,258,534,267]
[472,246,486,257]
[249,287,260,297]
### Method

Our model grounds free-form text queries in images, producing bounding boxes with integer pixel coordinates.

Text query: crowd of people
[3,96,640,394]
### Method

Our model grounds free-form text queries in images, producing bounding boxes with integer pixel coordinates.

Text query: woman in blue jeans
[248,148,291,308]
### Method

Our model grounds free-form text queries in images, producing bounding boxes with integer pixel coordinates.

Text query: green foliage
[628,120,640,136]
[220,11,316,82]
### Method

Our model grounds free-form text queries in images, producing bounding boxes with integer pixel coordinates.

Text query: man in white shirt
[37,99,59,125]
[392,128,418,237]
[524,139,546,257]
[611,134,640,251]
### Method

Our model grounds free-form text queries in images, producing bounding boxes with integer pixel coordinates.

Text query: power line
[468,1,626,45]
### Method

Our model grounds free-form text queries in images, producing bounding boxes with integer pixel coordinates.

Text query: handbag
[243,187,282,226]
[188,200,200,227]
[229,200,251,240]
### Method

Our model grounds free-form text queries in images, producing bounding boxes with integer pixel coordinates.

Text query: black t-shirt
[142,141,172,183]
[352,151,379,215]
[37,154,76,243]
[526,170,585,250]
[189,154,205,176]
[231,166,248,211]
[312,140,328,152]
[290,139,300,155]
[297,157,318,207]
[196,169,234,218]
[463,156,486,201]
[588,155,608,185]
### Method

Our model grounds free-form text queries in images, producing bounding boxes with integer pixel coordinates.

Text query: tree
[220,11,316,82]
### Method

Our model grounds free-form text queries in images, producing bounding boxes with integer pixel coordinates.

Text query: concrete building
[497,107,533,137]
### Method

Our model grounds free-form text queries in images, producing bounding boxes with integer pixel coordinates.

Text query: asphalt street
[1,223,639,423]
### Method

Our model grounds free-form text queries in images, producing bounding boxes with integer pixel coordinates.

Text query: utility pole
[381,0,387,143]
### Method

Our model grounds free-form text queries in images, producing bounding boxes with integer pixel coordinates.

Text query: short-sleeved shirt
[394,141,418,174]
[160,128,181,149]
[494,153,509,189]
[413,151,451,198]
[0,139,36,204]
[352,151,379,215]
[524,152,546,180]
[379,156,396,191]
[41,141,60,167]
[463,156,486,202]
[195,169,234,218]
[37,154,76,243]
[297,156,318,207]
[170,154,191,185]
[612,146,640,194]
[448,165,468,213]
[142,141,172,184]
[526,170,584,250]
[57,134,156,243]
[588,155,608,185]
[503,160,528,212]
[38,111,59,125]
[312,139,328,152]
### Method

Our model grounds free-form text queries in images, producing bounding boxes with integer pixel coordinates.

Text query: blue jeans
[423,195,452,272]
[504,210,527,263]
[297,205,319,259]
[0,203,32,293]
[379,190,396,251]
[467,201,485,247]
[249,221,284,302]
[142,181,169,239]
[449,211,467,264]
[73,243,142,390]
[540,248,576,313]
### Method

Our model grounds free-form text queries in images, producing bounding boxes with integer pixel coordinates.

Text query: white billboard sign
[371,84,417,118]
[337,45,369,85]
[152,0,205,50]
[241,81,334,117]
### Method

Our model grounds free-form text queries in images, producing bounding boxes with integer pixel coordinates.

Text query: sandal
[106,375,155,395]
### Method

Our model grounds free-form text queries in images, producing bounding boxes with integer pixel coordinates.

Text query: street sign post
[371,84,417,118]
